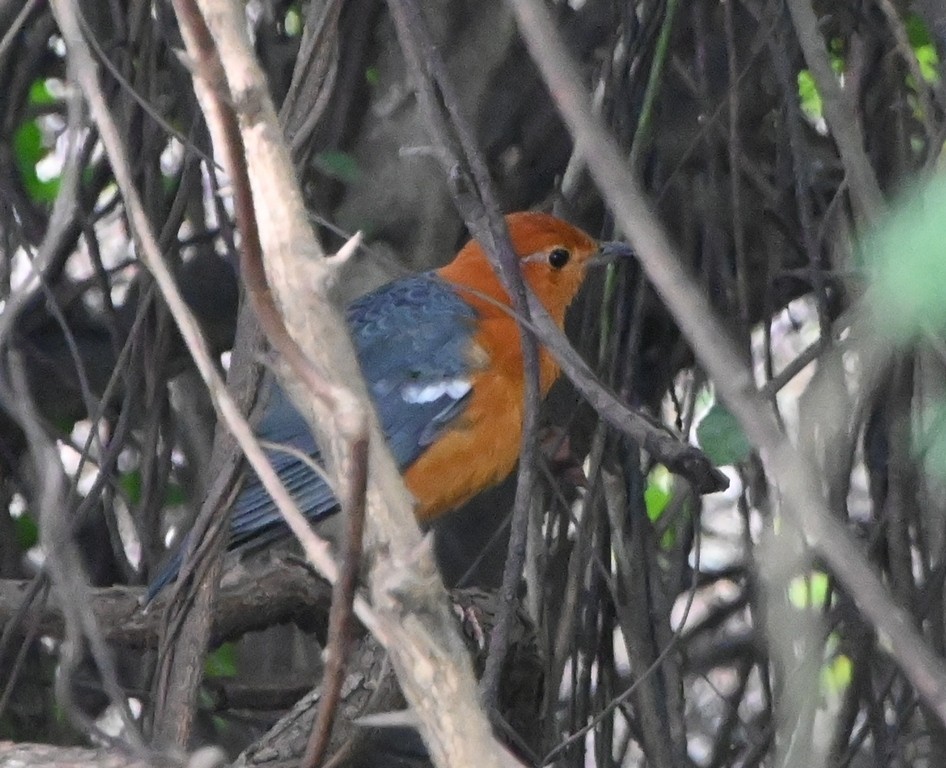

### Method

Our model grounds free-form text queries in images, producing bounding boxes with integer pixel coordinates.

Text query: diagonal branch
[165,0,519,765]
[384,0,543,711]
[167,4,367,759]
[784,0,886,222]
[505,0,946,724]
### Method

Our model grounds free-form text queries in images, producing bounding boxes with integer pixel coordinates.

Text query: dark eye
[548,247,570,269]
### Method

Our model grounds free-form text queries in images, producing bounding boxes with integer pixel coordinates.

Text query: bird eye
[548,248,570,269]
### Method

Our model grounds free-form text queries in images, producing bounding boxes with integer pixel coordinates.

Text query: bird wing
[229,274,479,546]
[350,274,479,466]
[148,274,480,597]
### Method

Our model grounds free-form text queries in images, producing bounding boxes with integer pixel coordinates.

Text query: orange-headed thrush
[149,212,631,595]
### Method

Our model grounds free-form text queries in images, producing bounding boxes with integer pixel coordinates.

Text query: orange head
[437,212,604,327]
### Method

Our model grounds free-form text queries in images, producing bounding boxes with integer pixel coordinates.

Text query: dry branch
[505,0,946,725]
[0,557,331,648]
[236,588,543,768]
[165,0,518,765]
[0,742,199,768]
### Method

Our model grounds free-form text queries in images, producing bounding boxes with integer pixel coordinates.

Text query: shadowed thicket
[1,0,946,766]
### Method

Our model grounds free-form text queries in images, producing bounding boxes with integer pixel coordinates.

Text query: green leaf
[797,41,846,126]
[119,471,142,504]
[797,70,823,122]
[865,175,946,340]
[284,7,301,37]
[12,80,63,204]
[121,473,184,506]
[915,402,946,480]
[906,14,940,84]
[365,66,380,86]
[644,466,671,522]
[788,571,831,609]
[13,120,60,204]
[15,514,38,550]
[205,642,238,678]
[644,467,678,548]
[52,415,78,434]
[165,483,185,506]
[29,79,56,106]
[821,653,852,694]
[313,151,360,183]
[696,403,752,465]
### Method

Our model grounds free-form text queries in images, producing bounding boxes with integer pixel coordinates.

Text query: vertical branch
[504,0,946,726]
[724,0,750,341]
[784,0,886,222]
[0,354,147,752]
[384,0,543,710]
[167,2,371,759]
[163,0,516,764]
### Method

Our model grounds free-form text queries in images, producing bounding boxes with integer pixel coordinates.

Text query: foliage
[866,174,946,340]
[696,402,752,466]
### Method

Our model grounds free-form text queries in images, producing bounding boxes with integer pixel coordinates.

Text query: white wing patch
[402,379,472,404]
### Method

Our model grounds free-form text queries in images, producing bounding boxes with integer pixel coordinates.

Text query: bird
[149,212,630,597]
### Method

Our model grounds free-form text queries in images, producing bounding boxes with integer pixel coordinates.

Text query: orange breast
[403,316,561,520]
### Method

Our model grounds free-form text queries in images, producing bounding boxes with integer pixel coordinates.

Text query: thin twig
[784,0,886,222]
[1,354,147,752]
[384,0,543,710]
[628,0,681,171]
[724,0,750,340]
[0,0,40,58]
[505,0,946,725]
[543,504,703,764]
[527,295,728,493]
[767,14,834,340]
[875,0,941,143]
[0,578,47,722]
[302,435,367,768]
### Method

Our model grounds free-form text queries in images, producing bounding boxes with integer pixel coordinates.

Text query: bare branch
[0,741,207,768]
[0,557,332,648]
[166,0,519,763]
[384,0,542,712]
[505,0,946,724]
[784,0,886,222]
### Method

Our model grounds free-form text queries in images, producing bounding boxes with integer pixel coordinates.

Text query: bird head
[440,212,632,327]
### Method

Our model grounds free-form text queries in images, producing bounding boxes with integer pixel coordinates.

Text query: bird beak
[590,240,635,267]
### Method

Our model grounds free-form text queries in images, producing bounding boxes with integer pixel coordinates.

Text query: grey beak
[590,240,635,267]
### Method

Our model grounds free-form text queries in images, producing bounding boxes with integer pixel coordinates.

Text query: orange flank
[408,212,602,519]
[149,211,624,598]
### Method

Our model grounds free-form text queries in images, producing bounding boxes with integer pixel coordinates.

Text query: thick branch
[173,0,516,765]
[0,558,331,648]
[0,742,183,768]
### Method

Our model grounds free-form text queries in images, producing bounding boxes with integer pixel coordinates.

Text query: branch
[48,0,354,744]
[526,296,728,494]
[784,0,886,222]
[0,742,198,768]
[167,0,518,764]
[0,557,332,649]
[383,0,543,711]
[168,4,367,761]
[235,588,544,767]
[505,0,946,725]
